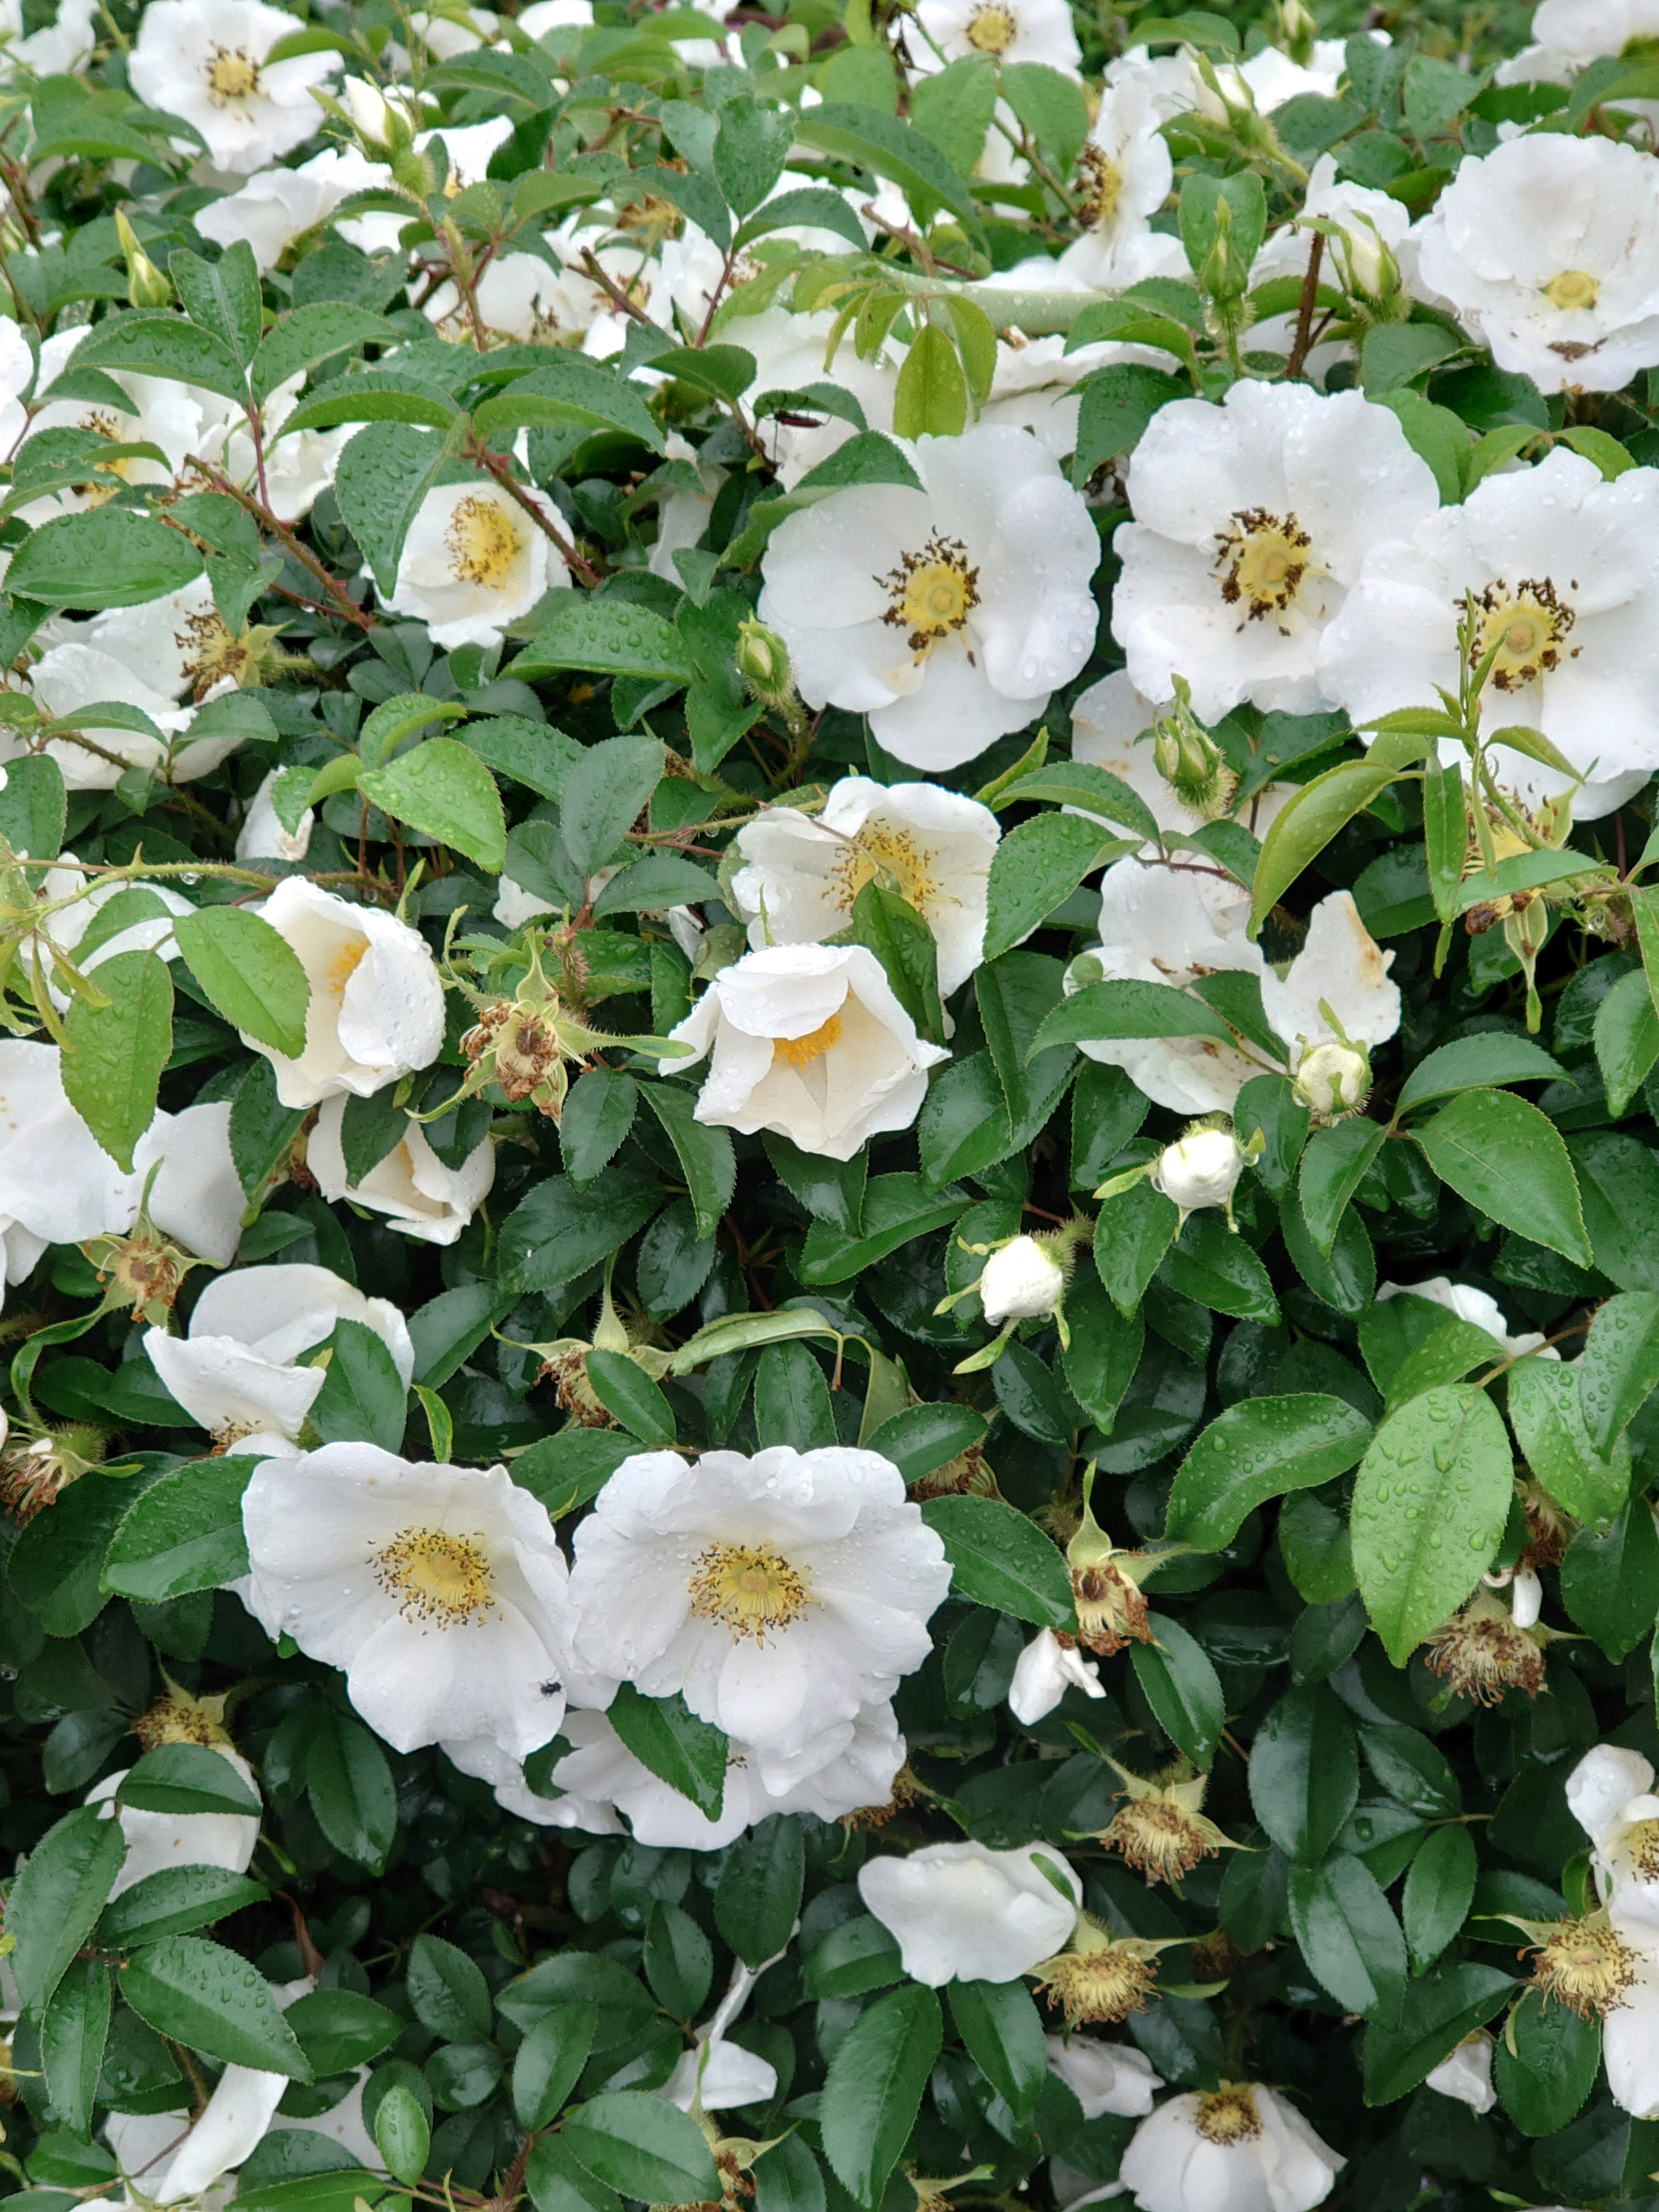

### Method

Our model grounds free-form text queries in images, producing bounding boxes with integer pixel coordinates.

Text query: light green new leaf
[1351,1384,1514,1664]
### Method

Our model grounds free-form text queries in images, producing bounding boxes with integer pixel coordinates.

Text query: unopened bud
[1276,0,1317,64]
[1198,193,1250,305]
[1150,679,1237,820]
[1152,1121,1245,1220]
[115,211,171,309]
[1190,49,1253,127]
[340,74,417,152]
[980,1234,1067,1326]
[1293,1037,1371,1118]
[1339,214,1400,306]
[734,618,806,737]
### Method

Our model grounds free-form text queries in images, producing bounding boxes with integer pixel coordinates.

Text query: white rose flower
[0,1043,243,1265]
[410,5,498,57]
[981,1236,1068,1325]
[36,858,194,1007]
[22,329,207,518]
[0,318,33,461]
[519,0,594,35]
[1252,155,1414,306]
[913,0,1079,74]
[128,0,338,175]
[1119,2085,1344,2212]
[1047,2033,1163,2119]
[1425,2033,1497,2114]
[731,777,999,997]
[1055,76,1182,289]
[385,476,569,649]
[206,374,351,523]
[241,1443,574,1758]
[569,1444,950,1779]
[1567,1743,1659,1929]
[1069,860,1398,1116]
[246,877,445,1108]
[1009,1629,1105,1724]
[757,424,1099,769]
[308,1094,496,1245]
[669,943,950,1162]
[1374,1278,1555,1362]
[1531,0,1659,59]
[451,1698,906,1847]
[139,2055,289,2202]
[1154,1127,1245,1216]
[739,306,901,488]
[145,1262,415,1456]
[857,1839,1081,1987]
[423,250,574,346]
[1595,1903,1659,2119]
[88,1748,261,1900]
[194,155,358,269]
[237,769,313,862]
[7,0,99,75]
[21,645,199,791]
[1321,449,1659,823]
[1112,380,1439,723]
[1415,136,1659,395]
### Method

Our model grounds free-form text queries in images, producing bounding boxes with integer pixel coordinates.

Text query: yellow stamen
[1195,2086,1261,2145]
[446,496,524,588]
[328,938,370,998]
[965,3,1016,50]
[1545,269,1598,311]
[1531,1920,1636,2018]
[773,1015,844,1070]
[879,533,981,658]
[374,1527,496,1627]
[206,45,262,99]
[1214,508,1316,629]
[1468,577,1577,692]
[687,1541,812,1641]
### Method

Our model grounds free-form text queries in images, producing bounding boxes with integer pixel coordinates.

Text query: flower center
[687,1541,813,1641]
[1627,1818,1659,1881]
[1532,1921,1636,2018]
[832,825,941,919]
[205,44,263,100]
[1468,578,1577,691]
[1214,508,1316,630]
[374,1527,496,1627]
[879,533,981,658]
[178,606,245,698]
[965,3,1016,50]
[1425,1604,1545,1705]
[773,1014,844,1070]
[328,938,370,998]
[1071,1558,1151,1655]
[1077,143,1122,229]
[446,496,524,588]
[1102,1796,1219,1885]
[1545,268,1599,311]
[1195,2087,1261,2146]
[1034,1922,1158,2026]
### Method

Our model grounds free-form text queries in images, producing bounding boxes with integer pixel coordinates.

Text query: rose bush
[3,3,1659,2212]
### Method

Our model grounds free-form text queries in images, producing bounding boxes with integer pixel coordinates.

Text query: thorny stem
[577,246,658,329]
[1283,228,1325,382]
[465,441,606,587]
[441,216,492,352]
[184,456,376,630]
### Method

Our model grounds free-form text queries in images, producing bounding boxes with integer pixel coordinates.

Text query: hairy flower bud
[115,210,172,309]
[979,1234,1067,1325]
[1293,1038,1372,1117]
[735,619,806,738]
[1150,681,1238,820]
[1153,1121,1246,1221]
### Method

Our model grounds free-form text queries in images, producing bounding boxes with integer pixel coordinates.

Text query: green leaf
[1030,977,1240,1055]
[118,1743,260,1818]
[644,1902,713,2020]
[715,1815,805,1967]
[1166,1394,1374,1550]
[0,753,66,859]
[848,880,944,1046]
[1251,757,1408,934]
[713,93,796,214]
[13,1467,132,1634]
[1362,1961,1515,2105]
[1287,1852,1406,2020]
[122,1938,313,2079]
[103,1456,254,1600]
[1394,1034,1566,1112]
[1421,754,1464,920]
[1000,60,1090,164]
[306,1704,397,1875]
[1596,965,1659,1116]
[1412,1088,1591,1266]
[1130,1612,1225,1768]
[42,1958,110,2137]
[792,102,984,242]
[1071,363,1188,489]
[409,1933,493,2043]
[1299,1119,1386,1254]
[753,1339,836,1451]
[1358,1721,1459,1818]
[1248,1684,1358,1864]
[559,735,664,878]
[989,760,1159,841]
[1351,1384,1514,1665]
[799,1173,968,1285]
[309,1317,409,1452]
[514,2003,598,2132]
[334,423,447,595]
[1061,1265,1143,1431]
[172,240,263,362]
[1507,1357,1630,1523]
[920,1495,1072,1629]
[561,1070,639,1184]
[606,1683,728,1822]
[375,2083,432,2189]
[7,506,204,612]
[285,1986,404,2075]
[563,2093,721,2205]
[804,1917,904,2001]
[1560,1498,1659,1659]
[96,1866,268,1949]
[1159,1211,1279,1323]
[984,814,1128,963]
[1402,1823,1477,1973]
[593,852,720,915]
[637,1080,735,1242]
[1578,1292,1659,1456]
[501,1166,667,1294]
[820,1984,944,2210]
[357,738,506,873]
[8,1806,124,2015]
[585,1348,677,1447]
[61,946,173,1170]
[173,906,310,1060]
[892,322,969,440]
[517,601,693,686]
[949,1979,1048,2127]
[1494,1988,1599,2137]
[66,309,247,399]
[1093,1178,1180,1315]
[250,302,401,406]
